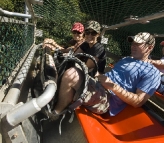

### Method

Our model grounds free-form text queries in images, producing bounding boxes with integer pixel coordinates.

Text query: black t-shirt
[80,42,106,73]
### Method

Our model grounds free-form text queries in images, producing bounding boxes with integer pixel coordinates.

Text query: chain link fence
[0,15,34,90]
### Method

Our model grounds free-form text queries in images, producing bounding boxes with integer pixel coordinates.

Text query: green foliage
[0,0,14,11]
[105,35,122,56]
[35,0,87,45]
[103,34,122,64]
[0,0,24,13]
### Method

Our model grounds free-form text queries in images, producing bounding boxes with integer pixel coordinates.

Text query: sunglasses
[85,30,98,36]
[72,30,82,34]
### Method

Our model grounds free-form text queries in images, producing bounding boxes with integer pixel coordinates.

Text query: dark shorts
[82,77,111,114]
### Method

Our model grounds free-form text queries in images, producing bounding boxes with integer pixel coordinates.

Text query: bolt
[11,134,17,140]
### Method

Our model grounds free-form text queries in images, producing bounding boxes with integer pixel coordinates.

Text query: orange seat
[75,105,164,143]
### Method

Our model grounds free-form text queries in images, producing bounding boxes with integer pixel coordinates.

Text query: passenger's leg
[82,77,110,114]
[54,67,84,114]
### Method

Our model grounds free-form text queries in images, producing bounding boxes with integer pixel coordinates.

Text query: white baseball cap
[127,32,155,46]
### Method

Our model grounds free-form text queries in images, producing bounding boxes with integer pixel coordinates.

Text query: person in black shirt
[75,20,106,74]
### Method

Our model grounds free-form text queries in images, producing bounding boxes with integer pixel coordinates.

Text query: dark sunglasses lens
[91,31,97,36]
[85,31,97,36]
[72,31,81,34]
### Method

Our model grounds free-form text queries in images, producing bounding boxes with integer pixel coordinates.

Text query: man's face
[131,42,149,59]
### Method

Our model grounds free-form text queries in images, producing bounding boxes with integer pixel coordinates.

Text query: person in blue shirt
[51,32,161,118]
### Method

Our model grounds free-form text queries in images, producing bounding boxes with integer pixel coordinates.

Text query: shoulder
[143,62,160,77]
[80,41,88,46]
[80,42,89,49]
[93,42,104,49]
[120,56,133,62]
[68,39,77,45]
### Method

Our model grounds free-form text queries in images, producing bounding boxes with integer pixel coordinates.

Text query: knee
[62,67,80,82]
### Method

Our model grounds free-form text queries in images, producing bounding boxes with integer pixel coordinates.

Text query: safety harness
[32,46,98,134]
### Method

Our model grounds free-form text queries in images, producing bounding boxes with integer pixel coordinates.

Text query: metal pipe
[0,8,31,18]
[105,11,164,30]
[154,34,164,37]
[25,0,36,24]
[6,83,57,126]
[4,45,38,105]
[25,4,29,22]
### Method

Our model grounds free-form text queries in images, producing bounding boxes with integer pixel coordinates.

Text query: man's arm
[148,59,164,70]
[110,84,150,107]
[97,75,150,107]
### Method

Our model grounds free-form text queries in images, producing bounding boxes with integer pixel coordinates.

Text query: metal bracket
[8,125,28,143]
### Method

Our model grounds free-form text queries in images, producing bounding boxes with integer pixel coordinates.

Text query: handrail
[3,45,38,105]
[6,83,57,126]
[101,10,164,36]
[105,11,164,30]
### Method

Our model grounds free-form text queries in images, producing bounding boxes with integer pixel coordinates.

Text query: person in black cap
[50,32,160,119]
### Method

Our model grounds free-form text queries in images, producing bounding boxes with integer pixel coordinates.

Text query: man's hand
[43,38,56,45]
[43,44,56,51]
[96,74,114,89]
[94,71,100,76]
[43,38,58,50]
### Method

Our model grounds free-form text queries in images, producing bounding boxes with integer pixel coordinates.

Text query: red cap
[71,22,84,33]
[160,41,164,46]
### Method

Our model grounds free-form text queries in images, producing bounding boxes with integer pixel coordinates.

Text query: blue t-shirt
[105,57,161,116]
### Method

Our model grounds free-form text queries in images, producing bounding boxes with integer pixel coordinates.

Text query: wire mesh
[0,18,34,87]
[1,0,164,86]
[32,0,164,60]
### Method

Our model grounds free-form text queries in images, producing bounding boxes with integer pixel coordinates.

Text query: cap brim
[127,36,134,42]
[85,26,100,33]
[127,36,145,43]
[71,28,83,33]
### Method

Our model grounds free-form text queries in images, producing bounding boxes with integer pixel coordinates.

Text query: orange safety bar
[76,105,164,143]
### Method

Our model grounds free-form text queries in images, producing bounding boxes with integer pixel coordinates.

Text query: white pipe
[6,83,57,126]
[0,8,31,18]
[25,4,29,22]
